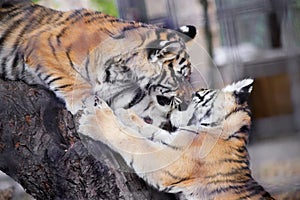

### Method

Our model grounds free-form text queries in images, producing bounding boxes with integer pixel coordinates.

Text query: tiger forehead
[154,28,185,42]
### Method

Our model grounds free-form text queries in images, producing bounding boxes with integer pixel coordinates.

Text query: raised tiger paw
[82,95,110,110]
[115,108,146,130]
[79,95,116,142]
[198,123,223,137]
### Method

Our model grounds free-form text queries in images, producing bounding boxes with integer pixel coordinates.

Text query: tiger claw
[93,96,109,109]
[83,95,109,111]
[94,96,100,106]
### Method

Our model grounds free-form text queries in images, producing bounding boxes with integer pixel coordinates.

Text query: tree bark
[0,79,176,200]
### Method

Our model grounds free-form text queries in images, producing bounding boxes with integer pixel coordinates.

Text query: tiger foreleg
[78,96,177,172]
[53,81,92,114]
[115,108,176,144]
[78,97,199,192]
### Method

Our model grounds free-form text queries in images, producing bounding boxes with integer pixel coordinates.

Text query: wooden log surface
[0,79,176,200]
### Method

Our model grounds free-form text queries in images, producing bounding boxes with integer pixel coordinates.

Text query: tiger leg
[78,96,172,156]
[55,81,92,114]
[115,108,176,143]
[78,96,195,174]
[115,108,223,144]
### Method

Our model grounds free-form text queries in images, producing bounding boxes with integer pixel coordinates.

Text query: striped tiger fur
[0,1,196,128]
[79,79,275,200]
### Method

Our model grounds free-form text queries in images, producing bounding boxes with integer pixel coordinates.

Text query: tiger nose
[178,80,193,99]
[176,81,193,110]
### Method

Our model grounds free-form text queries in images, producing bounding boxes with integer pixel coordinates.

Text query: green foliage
[30,0,118,16]
[91,0,118,17]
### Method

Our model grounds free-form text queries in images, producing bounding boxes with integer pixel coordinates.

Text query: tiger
[0,0,196,128]
[79,79,275,200]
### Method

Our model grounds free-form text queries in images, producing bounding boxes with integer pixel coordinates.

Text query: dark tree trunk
[0,79,176,200]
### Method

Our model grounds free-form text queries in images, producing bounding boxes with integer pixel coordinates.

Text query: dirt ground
[249,133,300,200]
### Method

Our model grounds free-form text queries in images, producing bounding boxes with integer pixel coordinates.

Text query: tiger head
[90,24,197,129]
[145,25,197,103]
[94,24,197,110]
[168,79,273,200]
[171,79,254,140]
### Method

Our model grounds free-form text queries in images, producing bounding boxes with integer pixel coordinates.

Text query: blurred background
[1,0,300,199]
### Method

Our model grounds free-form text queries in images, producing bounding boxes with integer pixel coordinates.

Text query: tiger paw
[82,95,107,109]
[116,108,146,128]
[198,123,223,136]
[79,95,114,142]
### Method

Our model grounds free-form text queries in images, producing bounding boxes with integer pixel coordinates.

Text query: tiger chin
[79,79,275,200]
[0,1,196,128]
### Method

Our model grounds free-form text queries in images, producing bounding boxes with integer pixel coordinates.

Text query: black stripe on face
[124,88,146,109]
[104,68,111,82]
[201,91,216,107]
[156,69,167,86]
[178,57,186,65]
[198,108,212,123]
[194,90,210,102]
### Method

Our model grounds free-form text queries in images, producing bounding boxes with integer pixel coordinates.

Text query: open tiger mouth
[143,116,153,124]
[156,95,172,106]
[156,95,188,111]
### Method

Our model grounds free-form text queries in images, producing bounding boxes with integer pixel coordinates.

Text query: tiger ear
[223,79,254,104]
[149,41,182,62]
[177,25,197,43]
